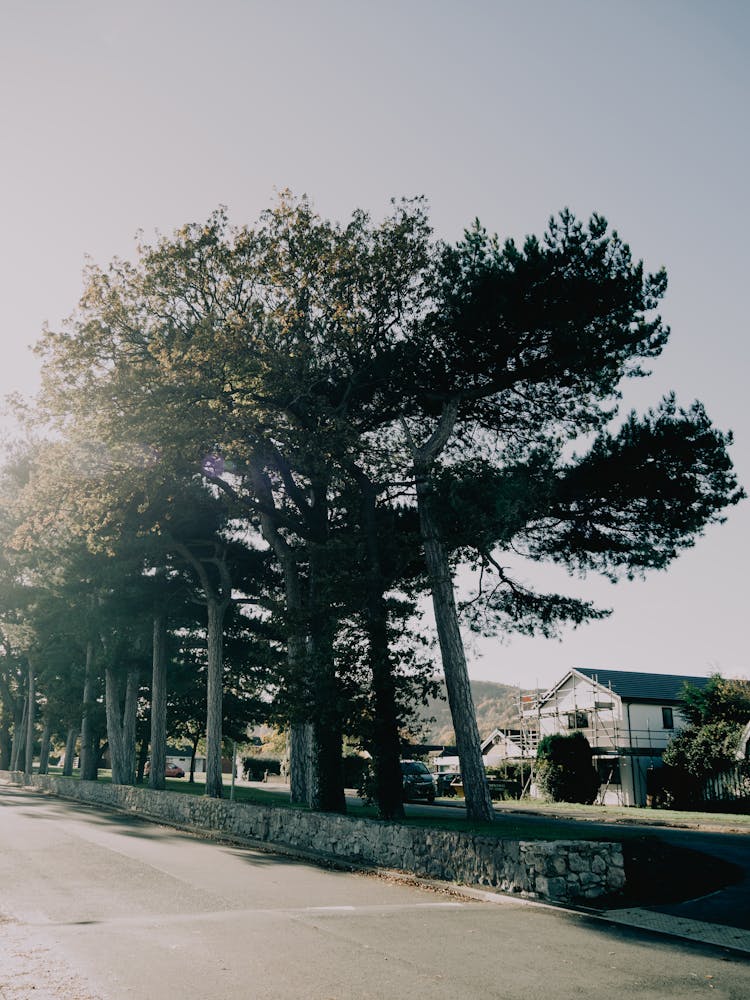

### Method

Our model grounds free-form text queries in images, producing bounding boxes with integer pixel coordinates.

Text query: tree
[677,674,750,728]
[535,732,600,804]
[663,675,750,798]
[389,212,743,821]
[27,196,743,826]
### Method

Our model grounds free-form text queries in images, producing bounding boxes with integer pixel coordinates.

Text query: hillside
[415,679,524,745]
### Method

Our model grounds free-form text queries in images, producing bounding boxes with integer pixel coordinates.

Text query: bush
[535,732,600,804]
[663,720,743,782]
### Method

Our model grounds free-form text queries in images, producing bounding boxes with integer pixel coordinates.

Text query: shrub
[663,720,743,782]
[535,732,600,804]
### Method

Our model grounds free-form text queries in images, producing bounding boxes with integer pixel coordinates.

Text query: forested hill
[416,679,524,745]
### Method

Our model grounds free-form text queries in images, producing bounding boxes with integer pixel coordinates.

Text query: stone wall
[0,771,625,904]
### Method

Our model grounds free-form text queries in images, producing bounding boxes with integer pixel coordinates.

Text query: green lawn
[39,767,750,840]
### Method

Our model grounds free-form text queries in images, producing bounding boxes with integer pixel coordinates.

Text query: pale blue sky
[1,1,747,688]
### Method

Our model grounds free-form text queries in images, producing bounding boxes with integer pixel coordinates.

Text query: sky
[0,1,747,690]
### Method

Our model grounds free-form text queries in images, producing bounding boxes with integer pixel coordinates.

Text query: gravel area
[0,916,101,1000]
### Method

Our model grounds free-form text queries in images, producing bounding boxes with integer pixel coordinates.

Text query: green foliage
[659,674,750,800]
[535,732,600,804]
[678,674,750,727]
[663,720,743,782]
[659,674,750,808]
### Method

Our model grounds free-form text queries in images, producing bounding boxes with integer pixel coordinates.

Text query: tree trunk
[360,477,405,820]
[307,566,345,812]
[136,732,149,784]
[62,727,77,776]
[0,716,11,770]
[149,607,168,791]
[105,664,123,782]
[251,466,320,809]
[105,663,139,786]
[314,715,345,814]
[24,660,35,777]
[38,718,51,774]
[204,598,225,798]
[172,541,230,801]
[307,482,345,815]
[189,730,200,783]
[414,464,494,823]
[80,641,98,781]
[10,698,27,772]
[122,667,139,781]
[289,723,318,806]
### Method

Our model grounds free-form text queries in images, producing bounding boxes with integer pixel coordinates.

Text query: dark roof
[573,669,711,703]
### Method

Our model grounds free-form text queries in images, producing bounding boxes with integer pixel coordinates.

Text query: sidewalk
[594,906,750,956]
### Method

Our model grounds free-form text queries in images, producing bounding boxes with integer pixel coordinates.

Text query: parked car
[144,762,186,778]
[400,760,436,803]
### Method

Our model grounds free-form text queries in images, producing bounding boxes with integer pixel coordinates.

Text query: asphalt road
[1,785,749,1000]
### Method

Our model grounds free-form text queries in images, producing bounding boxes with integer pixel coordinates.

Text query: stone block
[568,852,591,873]
[534,875,568,901]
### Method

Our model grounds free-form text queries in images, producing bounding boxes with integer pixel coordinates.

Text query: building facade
[523,669,710,806]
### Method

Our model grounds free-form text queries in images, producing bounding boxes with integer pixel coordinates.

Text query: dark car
[400,760,436,803]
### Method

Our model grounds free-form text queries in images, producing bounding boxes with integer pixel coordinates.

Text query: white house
[523,668,710,806]
[481,728,538,765]
[432,727,538,779]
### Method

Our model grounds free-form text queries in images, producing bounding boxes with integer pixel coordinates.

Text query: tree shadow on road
[592,837,743,909]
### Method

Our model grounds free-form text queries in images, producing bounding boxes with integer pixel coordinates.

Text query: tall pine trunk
[62,727,77,776]
[149,607,168,791]
[80,640,98,781]
[105,662,139,786]
[251,467,320,809]
[0,717,11,770]
[307,528,345,815]
[289,722,318,806]
[204,598,226,798]
[414,463,494,823]
[38,718,51,774]
[136,732,149,784]
[173,542,231,800]
[189,730,200,783]
[360,477,404,820]
[10,698,26,772]
[24,660,35,778]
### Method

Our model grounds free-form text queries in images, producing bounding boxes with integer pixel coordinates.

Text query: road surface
[0,785,748,999]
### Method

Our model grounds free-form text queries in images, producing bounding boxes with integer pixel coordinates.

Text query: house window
[662,707,674,730]
[566,710,589,730]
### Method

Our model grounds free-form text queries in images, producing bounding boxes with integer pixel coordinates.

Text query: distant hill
[415,678,524,745]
